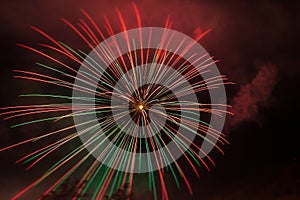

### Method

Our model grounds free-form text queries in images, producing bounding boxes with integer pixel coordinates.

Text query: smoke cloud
[229,63,279,127]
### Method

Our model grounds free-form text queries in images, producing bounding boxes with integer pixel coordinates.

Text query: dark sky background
[0,0,299,199]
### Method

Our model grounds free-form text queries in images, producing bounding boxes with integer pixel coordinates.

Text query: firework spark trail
[0,3,231,200]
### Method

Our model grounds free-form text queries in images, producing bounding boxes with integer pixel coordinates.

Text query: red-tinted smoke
[230,63,278,127]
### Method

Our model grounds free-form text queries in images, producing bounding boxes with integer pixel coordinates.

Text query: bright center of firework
[138,104,144,110]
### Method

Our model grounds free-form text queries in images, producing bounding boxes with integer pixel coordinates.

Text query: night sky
[0,0,299,199]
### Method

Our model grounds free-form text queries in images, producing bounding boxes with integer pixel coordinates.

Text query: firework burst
[0,4,232,200]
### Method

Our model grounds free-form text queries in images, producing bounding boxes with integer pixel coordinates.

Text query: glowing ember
[138,104,144,110]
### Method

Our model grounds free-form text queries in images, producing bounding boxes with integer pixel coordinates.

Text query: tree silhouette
[40,180,136,200]
[40,178,89,200]
[103,184,135,200]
